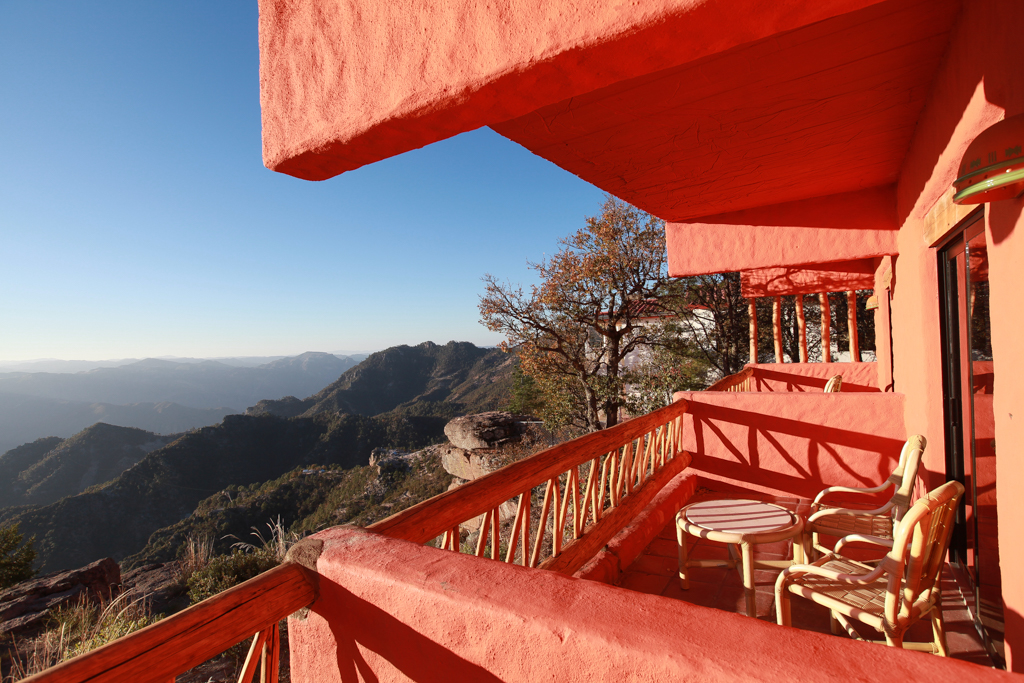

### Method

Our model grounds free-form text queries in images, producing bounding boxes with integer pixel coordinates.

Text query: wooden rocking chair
[804,435,925,557]
[776,479,964,654]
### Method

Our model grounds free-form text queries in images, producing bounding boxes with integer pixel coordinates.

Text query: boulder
[0,557,120,638]
[443,412,537,451]
[438,444,497,481]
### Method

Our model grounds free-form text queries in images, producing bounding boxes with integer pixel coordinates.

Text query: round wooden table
[676,499,804,617]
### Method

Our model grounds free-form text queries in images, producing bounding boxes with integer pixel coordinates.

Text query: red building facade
[256,0,1024,678]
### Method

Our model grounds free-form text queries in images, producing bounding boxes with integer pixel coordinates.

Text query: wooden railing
[368,399,691,575]
[705,367,754,392]
[23,562,317,683]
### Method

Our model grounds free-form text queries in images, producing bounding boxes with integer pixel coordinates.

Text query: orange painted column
[772,297,784,363]
[847,290,860,362]
[748,298,758,364]
[795,296,808,363]
[819,292,832,362]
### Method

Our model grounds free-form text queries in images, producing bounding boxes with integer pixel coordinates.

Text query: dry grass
[177,534,215,584]
[6,589,157,681]
[229,516,300,563]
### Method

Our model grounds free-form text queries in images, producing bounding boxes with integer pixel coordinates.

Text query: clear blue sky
[0,1,606,361]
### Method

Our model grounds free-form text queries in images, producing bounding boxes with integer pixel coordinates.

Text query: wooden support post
[819,292,831,362]
[847,290,860,362]
[772,296,784,363]
[795,295,808,363]
[748,298,758,364]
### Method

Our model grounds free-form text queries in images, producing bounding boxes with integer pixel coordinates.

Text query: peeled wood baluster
[621,441,634,495]
[773,296,784,363]
[571,465,581,539]
[749,298,759,363]
[820,292,832,362]
[597,454,611,515]
[260,622,279,683]
[796,295,808,363]
[847,290,860,362]
[552,475,563,556]
[475,509,493,557]
[491,505,500,560]
[581,459,599,532]
[505,493,528,564]
[521,492,531,566]
[238,628,270,683]
[530,478,554,568]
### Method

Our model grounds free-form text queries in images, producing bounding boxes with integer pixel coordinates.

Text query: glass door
[938,209,1004,665]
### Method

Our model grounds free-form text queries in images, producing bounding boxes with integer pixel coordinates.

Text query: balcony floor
[619,493,997,668]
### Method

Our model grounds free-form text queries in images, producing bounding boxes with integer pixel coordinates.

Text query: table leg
[676,522,689,590]
[741,542,756,617]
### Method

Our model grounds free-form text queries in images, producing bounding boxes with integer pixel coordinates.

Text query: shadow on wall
[676,393,906,500]
[753,369,878,393]
[317,581,504,683]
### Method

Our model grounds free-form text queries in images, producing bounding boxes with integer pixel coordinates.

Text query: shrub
[0,524,36,590]
[186,550,279,605]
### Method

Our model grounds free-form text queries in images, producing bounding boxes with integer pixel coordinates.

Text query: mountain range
[0,341,515,573]
[0,352,361,453]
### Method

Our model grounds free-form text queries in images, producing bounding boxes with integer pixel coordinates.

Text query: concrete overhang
[259,0,895,182]
[259,0,959,224]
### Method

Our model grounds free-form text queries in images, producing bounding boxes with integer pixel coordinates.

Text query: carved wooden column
[795,295,808,363]
[748,298,758,364]
[847,290,860,362]
[819,292,831,362]
[772,296,784,363]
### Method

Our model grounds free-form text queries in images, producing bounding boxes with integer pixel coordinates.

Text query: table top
[682,499,796,534]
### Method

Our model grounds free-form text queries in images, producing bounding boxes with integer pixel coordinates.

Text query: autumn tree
[479,197,673,431]
[662,273,749,377]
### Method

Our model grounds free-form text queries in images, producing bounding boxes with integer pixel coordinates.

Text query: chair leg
[885,632,904,649]
[776,585,792,627]
[830,611,840,635]
[931,602,950,657]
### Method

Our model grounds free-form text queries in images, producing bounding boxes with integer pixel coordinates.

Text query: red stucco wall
[672,392,906,500]
[290,525,1015,683]
[890,0,1024,669]
[745,362,879,393]
[666,187,898,277]
[740,259,877,297]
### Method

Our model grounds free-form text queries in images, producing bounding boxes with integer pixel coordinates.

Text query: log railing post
[795,295,808,363]
[819,292,831,362]
[772,296,784,363]
[748,298,758,364]
[847,290,860,362]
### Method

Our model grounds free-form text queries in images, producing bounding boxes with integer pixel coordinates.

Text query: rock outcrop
[443,411,537,450]
[0,557,120,638]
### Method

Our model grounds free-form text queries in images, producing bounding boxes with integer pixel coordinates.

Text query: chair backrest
[887,435,926,523]
[823,375,843,393]
[882,479,965,625]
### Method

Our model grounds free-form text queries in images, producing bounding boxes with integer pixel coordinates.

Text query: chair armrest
[835,534,894,556]
[808,501,895,523]
[776,556,886,588]
[813,482,890,506]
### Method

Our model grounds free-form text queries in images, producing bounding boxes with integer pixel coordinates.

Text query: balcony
[24,374,1012,682]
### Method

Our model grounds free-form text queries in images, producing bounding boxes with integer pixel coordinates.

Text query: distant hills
[0,352,359,410]
[0,352,361,452]
[0,341,515,573]
[0,394,230,456]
